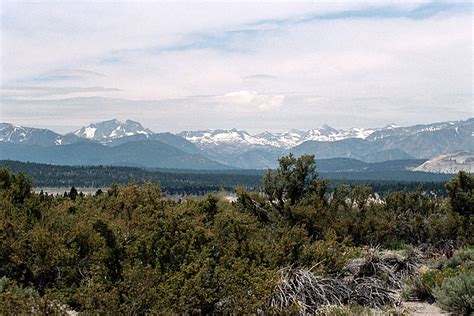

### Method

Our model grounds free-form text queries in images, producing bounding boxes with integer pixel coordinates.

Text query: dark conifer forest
[0,160,451,196]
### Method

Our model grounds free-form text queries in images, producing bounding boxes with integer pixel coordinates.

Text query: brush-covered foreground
[0,155,472,314]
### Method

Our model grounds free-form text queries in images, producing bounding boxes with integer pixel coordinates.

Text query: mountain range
[178,124,380,150]
[0,118,472,170]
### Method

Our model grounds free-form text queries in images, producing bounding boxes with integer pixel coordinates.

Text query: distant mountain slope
[291,138,373,160]
[359,149,414,163]
[413,151,474,174]
[150,133,200,154]
[0,123,63,146]
[366,120,468,141]
[104,133,200,154]
[290,119,472,163]
[369,118,474,159]
[0,141,232,170]
[107,140,226,169]
[224,148,286,169]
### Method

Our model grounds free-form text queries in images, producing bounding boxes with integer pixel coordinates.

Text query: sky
[0,0,473,133]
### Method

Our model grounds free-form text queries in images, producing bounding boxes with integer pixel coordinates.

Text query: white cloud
[219,90,284,112]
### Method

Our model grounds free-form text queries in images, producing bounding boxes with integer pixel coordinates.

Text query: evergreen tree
[69,186,78,201]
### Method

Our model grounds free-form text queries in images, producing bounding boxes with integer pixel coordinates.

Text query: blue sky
[0,1,472,133]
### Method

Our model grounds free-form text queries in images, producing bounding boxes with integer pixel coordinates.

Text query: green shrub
[421,268,459,291]
[402,276,433,302]
[301,230,355,273]
[432,246,474,270]
[0,276,62,314]
[402,268,459,302]
[432,270,474,314]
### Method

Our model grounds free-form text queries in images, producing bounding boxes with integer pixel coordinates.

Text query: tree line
[0,160,450,196]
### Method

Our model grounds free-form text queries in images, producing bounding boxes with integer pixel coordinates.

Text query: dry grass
[418,240,462,258]
[348,277,398,309]
[341,248,420,289]
[267,266,350,314]
[268,247,425,314]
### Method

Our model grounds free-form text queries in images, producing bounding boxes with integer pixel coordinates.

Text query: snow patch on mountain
[367,120,465,141]
[0,123,24,142]
[0,122,62,146]
[82,127,97,139]
[73,119,153,143]
[180,125,379,149]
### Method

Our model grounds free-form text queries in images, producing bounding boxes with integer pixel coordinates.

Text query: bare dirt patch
[403,301,447,315]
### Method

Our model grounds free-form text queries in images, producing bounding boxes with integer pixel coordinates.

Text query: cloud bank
[1,1,472,132]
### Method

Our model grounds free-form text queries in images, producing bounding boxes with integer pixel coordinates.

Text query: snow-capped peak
[179,125,379,149]
[179,129,259,145]
[73,119,153,142]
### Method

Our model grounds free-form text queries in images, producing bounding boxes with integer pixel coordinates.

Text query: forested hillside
[1,155,472,314]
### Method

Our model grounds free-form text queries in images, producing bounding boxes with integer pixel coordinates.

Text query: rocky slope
[413,151,474,174]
